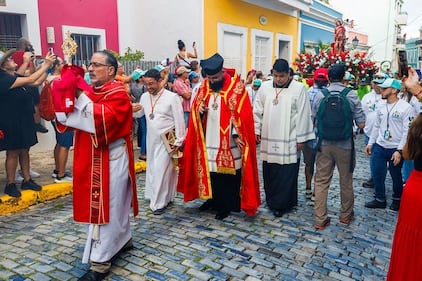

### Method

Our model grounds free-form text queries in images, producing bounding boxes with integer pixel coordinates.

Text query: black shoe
[390,200,400,211]
[365,199,386,209]
[215,211,229,220]
[199,199,214,211]
[4,183,21,197]
[21,178,42,191]
[362,178,374,188]
[78,269,109,281]
[35,123,48,133]
[153,207,166,215]
[273,210,284,217]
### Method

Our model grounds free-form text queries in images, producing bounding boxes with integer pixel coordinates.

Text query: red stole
[70,81,138,224]
[177,72,261,216]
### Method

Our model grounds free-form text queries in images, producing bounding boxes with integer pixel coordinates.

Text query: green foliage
[318,40,330,51]
[104,47,144,61]
[120,47,144,61]
[104,48,120,59]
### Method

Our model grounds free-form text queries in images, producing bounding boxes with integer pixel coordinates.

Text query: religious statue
[333,18,346,54]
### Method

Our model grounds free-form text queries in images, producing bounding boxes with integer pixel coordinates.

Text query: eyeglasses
[89,62,111,68]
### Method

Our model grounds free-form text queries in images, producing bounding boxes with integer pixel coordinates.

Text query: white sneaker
[17,170,40,178]
[15,173,24,182]
[52,170,71,179]
[54,175,73,183]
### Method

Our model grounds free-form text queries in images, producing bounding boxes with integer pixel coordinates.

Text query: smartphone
[49,47,54,55]
[192,41,196,48]
[398,50,408,78]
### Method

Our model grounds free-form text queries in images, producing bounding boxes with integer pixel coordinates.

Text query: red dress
[387,158,422,280]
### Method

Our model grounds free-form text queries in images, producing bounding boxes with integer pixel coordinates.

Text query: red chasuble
[70,81,138,224]
[177,71,261,216]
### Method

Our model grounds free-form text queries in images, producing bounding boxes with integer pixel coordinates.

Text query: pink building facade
[0,0,120,63]
[37,0,119,62]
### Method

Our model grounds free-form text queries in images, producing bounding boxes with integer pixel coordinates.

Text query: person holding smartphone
[0,49,55,197]
[174,39,197,69]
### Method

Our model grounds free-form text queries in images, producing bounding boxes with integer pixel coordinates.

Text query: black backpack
[317,87,353,141]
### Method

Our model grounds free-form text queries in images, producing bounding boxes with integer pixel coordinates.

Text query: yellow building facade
[203,0,299,78]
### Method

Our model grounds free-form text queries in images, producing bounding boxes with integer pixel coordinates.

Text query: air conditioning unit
[395,13,408,26]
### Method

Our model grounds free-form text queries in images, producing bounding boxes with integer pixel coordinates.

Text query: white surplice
[64,94,133,263]
[253,80,315,165]
[139,89,185,211]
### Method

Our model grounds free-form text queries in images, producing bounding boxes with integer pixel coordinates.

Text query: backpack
[39,80,55,121]
[317,87,352,141]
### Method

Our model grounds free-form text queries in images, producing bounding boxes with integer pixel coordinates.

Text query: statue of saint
[334,18,346,54]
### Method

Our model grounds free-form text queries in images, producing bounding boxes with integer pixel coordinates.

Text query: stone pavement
[0,134,398,281]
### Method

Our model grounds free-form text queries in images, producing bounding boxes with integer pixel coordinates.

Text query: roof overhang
[241,0,311,17]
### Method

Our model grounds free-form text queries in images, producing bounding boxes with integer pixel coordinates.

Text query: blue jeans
[371,143,403,202]
[402,160,414,182]
[137,116,147,155]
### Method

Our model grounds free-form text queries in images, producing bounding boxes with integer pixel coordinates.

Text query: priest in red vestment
[177,53,260,220]
[56,51,138,281]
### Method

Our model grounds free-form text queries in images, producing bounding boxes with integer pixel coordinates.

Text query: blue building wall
[298,1,342,53]
[313,1,342,19]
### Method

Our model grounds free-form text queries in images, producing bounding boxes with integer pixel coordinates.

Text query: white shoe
[17,170,40,178]
[15,173,24,182]
[54,175,73,183]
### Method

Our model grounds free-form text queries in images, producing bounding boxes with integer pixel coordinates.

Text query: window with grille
[71,34,99,65]
[0,13,22,50]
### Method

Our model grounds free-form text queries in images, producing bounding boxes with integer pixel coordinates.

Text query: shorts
[302,144,316,166]
[52,121,74,148]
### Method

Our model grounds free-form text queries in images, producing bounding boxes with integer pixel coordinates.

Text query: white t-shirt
[399,92,422,116]
[361,90,382,136]
[369,99,414,150]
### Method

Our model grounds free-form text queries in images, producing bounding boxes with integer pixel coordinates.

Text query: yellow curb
[0,190,38,215]
[135,160,147,173]
[38,182,73,202]
[1,162,146,216]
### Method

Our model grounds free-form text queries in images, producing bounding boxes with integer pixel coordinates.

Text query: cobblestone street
[0,134,397,281]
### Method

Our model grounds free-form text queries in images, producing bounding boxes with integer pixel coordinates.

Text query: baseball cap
[253,79,262,87]
[313,68,328,81]
[372,72,389,84]
[154,64,165,72]
[378,78,402,91]
[189,71,199,81]
[176,66,190,76]
[344,71,355,81]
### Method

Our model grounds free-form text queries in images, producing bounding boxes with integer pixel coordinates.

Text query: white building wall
[0,0,41,54]
[117,0,203,62]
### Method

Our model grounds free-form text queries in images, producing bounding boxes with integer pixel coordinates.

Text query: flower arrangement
[294,49,377,82]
